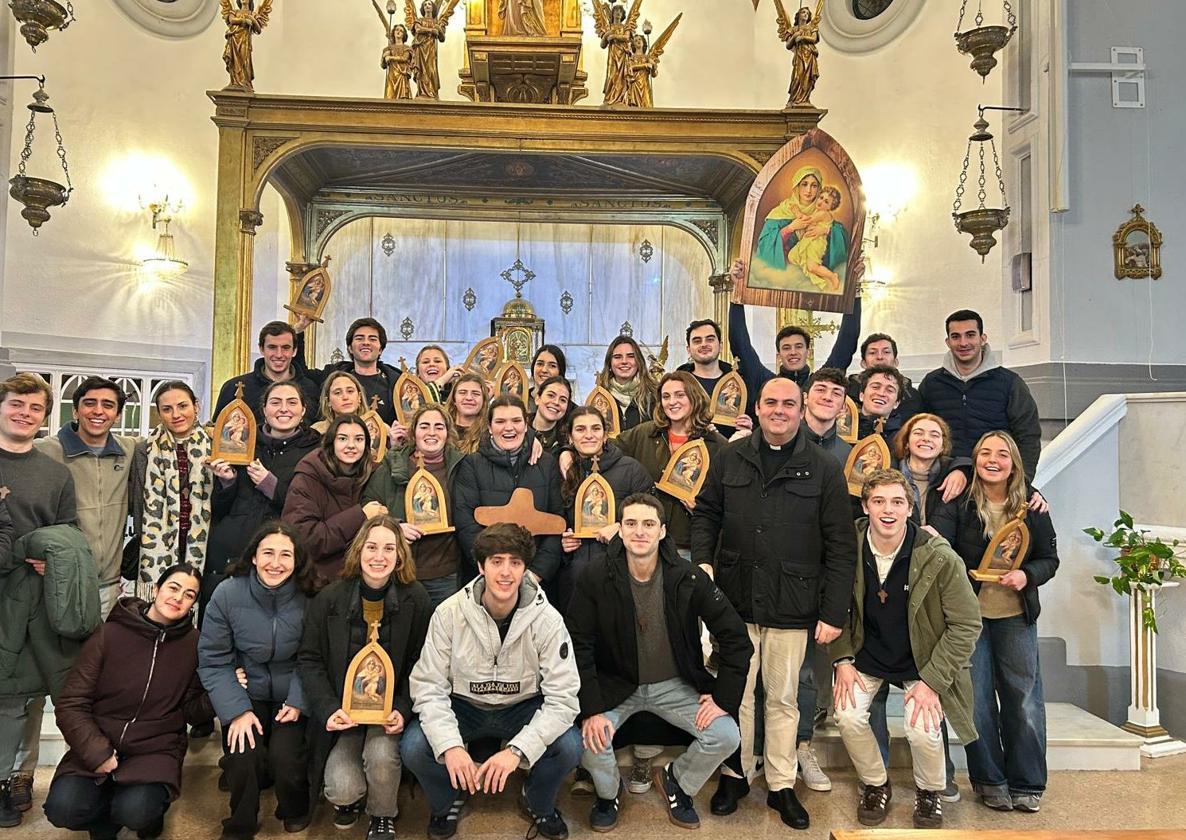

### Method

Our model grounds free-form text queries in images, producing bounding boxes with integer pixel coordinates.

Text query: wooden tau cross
[877,588,888,605]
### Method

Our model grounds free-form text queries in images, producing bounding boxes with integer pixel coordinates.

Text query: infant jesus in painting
[782,185,843,293]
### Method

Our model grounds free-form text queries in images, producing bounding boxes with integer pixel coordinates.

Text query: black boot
[709,774,750,816]
[767,788,809,830]
[0,780,20,828]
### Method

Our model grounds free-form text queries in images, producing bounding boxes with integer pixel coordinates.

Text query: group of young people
[0,286,1058,839]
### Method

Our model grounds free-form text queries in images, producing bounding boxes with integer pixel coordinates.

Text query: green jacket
[362,444,464,521]
[831,520,981,744]
[0,524,99,701]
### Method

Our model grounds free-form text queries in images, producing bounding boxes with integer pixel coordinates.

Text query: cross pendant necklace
[877,588,889,605]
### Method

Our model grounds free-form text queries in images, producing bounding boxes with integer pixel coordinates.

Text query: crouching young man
[402,523,582,840]
[831,469,981,829]
[566,494,752,831]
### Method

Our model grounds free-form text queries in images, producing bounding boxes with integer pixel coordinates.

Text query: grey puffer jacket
[198,573,308,723]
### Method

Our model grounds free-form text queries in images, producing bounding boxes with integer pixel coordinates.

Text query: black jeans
[44,774,170,838]
[221,699,310,832]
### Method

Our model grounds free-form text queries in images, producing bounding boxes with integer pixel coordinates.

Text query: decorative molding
[462,287,477,311]
[821,0,926,54]
[639,239,654,263]
[400,317,415,340]
[747,150,776,165]
[111,0,218,39]
[252,136,292,171]
[313,208,350,238]
[619,321,634,337]
[380,232,396,257]
[691,218,720,247]
[1032,394,1127,490]
[239,209,264,235]
[559,290,574,315]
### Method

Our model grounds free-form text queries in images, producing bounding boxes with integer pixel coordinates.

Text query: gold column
[210,115,253,405]
[708,272,734,360]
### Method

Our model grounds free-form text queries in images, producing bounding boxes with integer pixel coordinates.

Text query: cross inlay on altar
[778,307,839,370]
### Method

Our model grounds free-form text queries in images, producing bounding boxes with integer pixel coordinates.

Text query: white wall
[2,2,1002,382]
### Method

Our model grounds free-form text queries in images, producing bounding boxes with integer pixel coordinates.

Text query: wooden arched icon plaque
[464,336,504,381]
[656,438,709,504]
[284,264,333,323]
[734,127,865,315]
[474,487,566,535]
[494,361,529,404]
[973,516,1030,582]
[710,371,748,427]
[573,472,615,538]
[211,382,257,465]
[836,396,859,444]
[584,385,621,438]
[406,464,454,535]
[342,620,395,725]
[392,371,434,426]
[844,433,891,497]
[361,396,388,466]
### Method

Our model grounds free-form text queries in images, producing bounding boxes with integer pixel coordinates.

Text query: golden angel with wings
[371,0,414,100]
[406,0,461,100]
[625,14,681,108]
[221,0,273,91]
[592,0,642,105]
[776,0,824,106]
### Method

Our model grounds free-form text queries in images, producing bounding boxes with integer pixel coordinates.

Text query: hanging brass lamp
[6,77,73,234]
[9,0,75,51]
[952,107,1020,261]
[955,0,1017,80]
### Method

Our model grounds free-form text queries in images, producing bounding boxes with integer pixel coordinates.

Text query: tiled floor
[14,753,1186,839]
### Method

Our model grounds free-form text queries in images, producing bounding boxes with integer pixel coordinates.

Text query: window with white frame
[22,368,195,438]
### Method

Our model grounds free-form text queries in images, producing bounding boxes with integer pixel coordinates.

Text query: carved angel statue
[625,14,680,108]
[371,0,414,99]
[221,0,273,91]
[646,335,669,379]
[776,0,824,106]
[406,0,461,100]
[592,0,642,106]
[499,0,547,36]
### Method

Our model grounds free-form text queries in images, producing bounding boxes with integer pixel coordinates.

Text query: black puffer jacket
[928,496,1059,625]
[553,445,653,613]
[208,427,321,574]
[690,431,856,630]
[213,360,321,425]
[452,431,564,582]
[567,537,753,717]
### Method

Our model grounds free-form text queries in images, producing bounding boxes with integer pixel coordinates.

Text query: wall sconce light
[858,258,891,302]
[139,194,188,278]
[860,163,918,250]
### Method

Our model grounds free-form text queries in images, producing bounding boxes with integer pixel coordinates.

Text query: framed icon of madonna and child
[734,128,865,315]
[342,621,395,725]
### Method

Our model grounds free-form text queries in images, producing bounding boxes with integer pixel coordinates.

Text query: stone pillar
[708,272,734,360]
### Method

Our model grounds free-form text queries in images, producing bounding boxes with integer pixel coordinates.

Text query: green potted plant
[1085,510,1184,632]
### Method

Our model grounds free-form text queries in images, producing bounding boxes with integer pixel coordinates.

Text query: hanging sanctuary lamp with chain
[952,105,1022,261]
[6,76,73,234]
[955,0,1018,80]
[9,0,75,51]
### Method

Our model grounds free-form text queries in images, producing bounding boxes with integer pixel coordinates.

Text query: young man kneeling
[403,524,582,840]
[566,494,752,831]
[831,470,980,829]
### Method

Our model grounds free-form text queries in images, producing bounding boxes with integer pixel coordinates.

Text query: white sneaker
[796,741,832,792]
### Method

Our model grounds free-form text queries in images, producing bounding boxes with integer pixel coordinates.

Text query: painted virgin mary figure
[499,0,546,36]
[754,165,849,292]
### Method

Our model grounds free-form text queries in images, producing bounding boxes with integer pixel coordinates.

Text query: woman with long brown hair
[445,372,490,455]
[282,414,387,582]
[612,371,727,560]
[595,334,658,432]
[297,515,432,840]
[311,371,365,436]
[929,431,1059,814]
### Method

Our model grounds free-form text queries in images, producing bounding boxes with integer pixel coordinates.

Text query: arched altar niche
[314,216,712,399]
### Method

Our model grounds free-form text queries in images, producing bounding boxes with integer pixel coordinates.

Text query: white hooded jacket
[410,574,579,766]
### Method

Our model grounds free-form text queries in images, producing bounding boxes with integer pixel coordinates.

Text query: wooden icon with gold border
[405,455,454,535]
[361,396,388,466]
[836,396,859,444]
[341,620,395,725]
[494,361,529,404]
[464,336,504,381]
[972,516,1030,582]
[844,433,891,497]
[584,385,621,438]
[573,467,615,539]
[211,382,257,465]
[710,371,747,427]
[284,264,332,323]
[656,438,709,504]
[392,371,433,426]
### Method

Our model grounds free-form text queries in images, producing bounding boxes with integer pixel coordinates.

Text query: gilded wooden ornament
[342,621,396,725]
[972,515,1029,582]
[494,360,529,404]
[211,382,258,465]
[592,0,642,105]
[372,0,415,100]
[656,438,709,504]
[573,470,615,538]
[584,385,622,438]
[221,0,273,92]
[776,0,824,107]
[406,456,455,534]
[362,396,389,465]
[836,396,859,444]
[1113,204,1163,280]
[284,264,332,324]
[709,371,747,428]
[844,432,890,497]
[624,13,681,109]
[407,0,461,100]
[392,371,434,425]
[464,336,505,381]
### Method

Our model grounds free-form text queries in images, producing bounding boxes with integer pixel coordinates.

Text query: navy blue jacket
[198,573,308,723]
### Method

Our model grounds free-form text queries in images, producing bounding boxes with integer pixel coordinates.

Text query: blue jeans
[402,695,582,817]
[581,677,740,799]
[965,615,1047,796]
[44,775,170,836]
[421,574,459,610]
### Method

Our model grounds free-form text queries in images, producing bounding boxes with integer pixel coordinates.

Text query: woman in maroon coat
[282,414,388,582]
[43,563,213,840]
